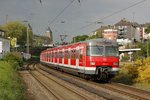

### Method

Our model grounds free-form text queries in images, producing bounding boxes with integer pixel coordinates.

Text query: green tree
[88,34,99,39]
[145,25,150,34]
[3,21,33,49]
[37,37,43,47]
[72,35,89,43]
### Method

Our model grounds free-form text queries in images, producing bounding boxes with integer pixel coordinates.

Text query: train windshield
[87,46,104,56]
[105,46,118,56]
[87,46,118,56]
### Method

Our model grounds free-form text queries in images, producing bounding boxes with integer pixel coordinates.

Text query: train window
[51,53,53,58]
[105,46,118,56]
[71,50,76,59]
[58,52,60,58]
[49,53,51,58]
[60,52,63,58]
[54,52,56,58]
[55,52,57,58]
[79,49,83,59]
[59,52,62,58]
[87,46,104,56]
[75,50,79,59]
[65,50,68,58]
[68,51,71,58]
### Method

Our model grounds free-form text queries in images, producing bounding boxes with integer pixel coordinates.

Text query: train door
[62,49,64,64]
[48,51,50,62]
[50,51,51,62]
[59,50,62,64]
[79,45,86,73]
[79,47,84,66]
[68,48,71,66]
[57,50,59,64]
[83,45,87,74]
[64,49,68,65]
[76,46,79,69]
[46,52,48,62]
[53,51,55,63]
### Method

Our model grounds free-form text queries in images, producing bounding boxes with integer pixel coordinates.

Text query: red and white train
[40,38,119,81]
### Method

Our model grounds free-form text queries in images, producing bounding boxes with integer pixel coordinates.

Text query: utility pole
[26,25,29,54]
[60,35,67,45]
[23,20,31,54]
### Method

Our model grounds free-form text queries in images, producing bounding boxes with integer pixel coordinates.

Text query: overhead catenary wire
[48,0,76,25]
[79,0,146,30]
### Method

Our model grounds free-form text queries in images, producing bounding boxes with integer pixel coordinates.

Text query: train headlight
[113,62,119,66]
[90,62,96,66]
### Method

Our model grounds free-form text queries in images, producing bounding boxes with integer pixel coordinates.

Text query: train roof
[42,38,118,52]
[85,38,117,43]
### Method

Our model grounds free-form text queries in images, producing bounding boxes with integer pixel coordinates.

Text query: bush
[136,58,150,83]
[2,52,23,70]
[113,63,138,84]
[0,61,26,100]
[113,57,150,84]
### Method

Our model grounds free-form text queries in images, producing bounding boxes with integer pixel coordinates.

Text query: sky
[0,0,149,43]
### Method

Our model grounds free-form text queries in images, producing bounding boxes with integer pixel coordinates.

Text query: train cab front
[86,40,119,81]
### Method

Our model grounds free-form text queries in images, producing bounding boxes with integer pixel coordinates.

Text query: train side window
[71,50,76,59]
[65,51,68,59]
[60,52,63,58]
[79,49,83,59]
[68,51,70,58]
[62,51,65,58]
[76,50,79,59]
[59,52,61,58]
[71,50,73,59]
[55,52,57,58]
[50,53,51,58]
[58,52,60,58]
[51,52,53,58]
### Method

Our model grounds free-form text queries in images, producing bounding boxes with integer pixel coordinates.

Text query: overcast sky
[0,0,149,42]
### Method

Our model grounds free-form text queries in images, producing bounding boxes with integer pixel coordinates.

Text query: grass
[0,61,26,100]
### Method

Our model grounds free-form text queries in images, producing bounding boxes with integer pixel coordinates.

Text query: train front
[86,39,119,81]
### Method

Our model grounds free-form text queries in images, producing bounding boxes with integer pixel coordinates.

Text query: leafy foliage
[136,58,150,83]
[2,21,33,49]
[72,35,89,43]
[113,63,138,84]
[113,58,150,84]
[3,52,23,70]
[88,34,99,39]
[0,61,26,100]
[145,24,150,34]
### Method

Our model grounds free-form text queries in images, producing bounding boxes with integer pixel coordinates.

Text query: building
[46,27,53,44]
[0,29,10,58]
[93,25,115,38]
[0,29,5,38]
[94,18,146,42]
[33,35,53,47]
[102,29,118,40]
[115,18,141,40]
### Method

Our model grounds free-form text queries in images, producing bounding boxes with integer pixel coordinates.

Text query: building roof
[115,18,140,27]
[115,18,132,26]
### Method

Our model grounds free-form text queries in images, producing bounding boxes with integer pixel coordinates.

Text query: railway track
[37,63,150,100]
[27,63,104,100]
